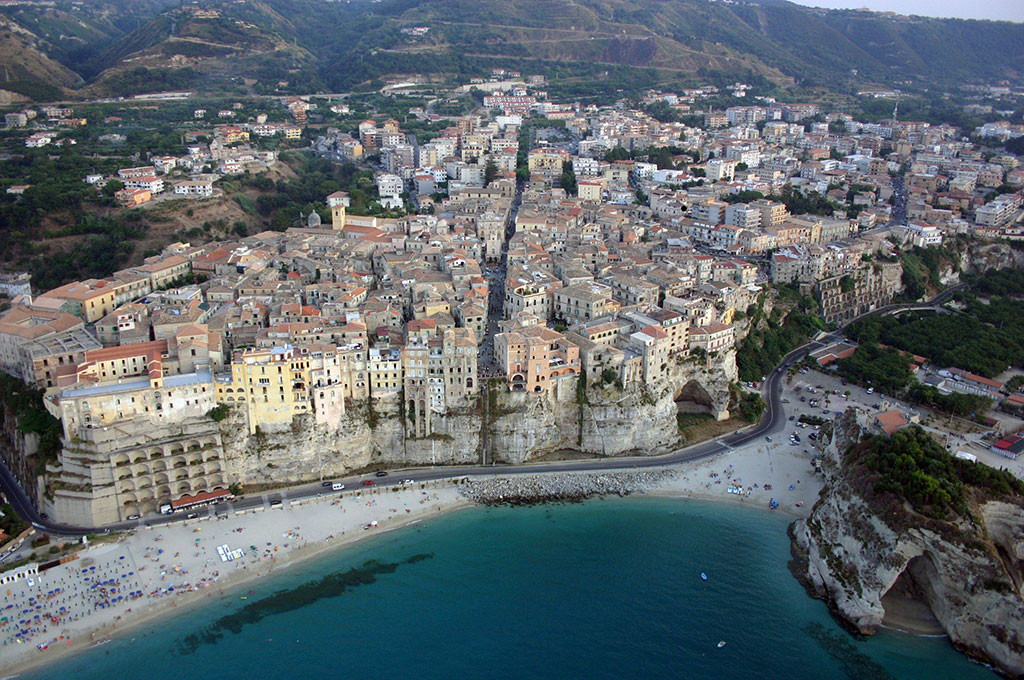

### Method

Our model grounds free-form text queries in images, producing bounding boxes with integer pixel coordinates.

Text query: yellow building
[39,280,122,323]
[527,148,569,172]
[578,179,605,202]
[220,346,313,433]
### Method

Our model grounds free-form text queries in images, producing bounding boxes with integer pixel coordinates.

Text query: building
[553,283,619,324]
[817,262,902,324]
[173,180,214,198]
[494,326,580,394]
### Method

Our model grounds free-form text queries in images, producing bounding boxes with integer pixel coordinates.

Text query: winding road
[0,286,962,538]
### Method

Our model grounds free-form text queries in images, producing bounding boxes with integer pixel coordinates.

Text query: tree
[484,159,498,186]
[560,161,577,195]
[102,179,124,197]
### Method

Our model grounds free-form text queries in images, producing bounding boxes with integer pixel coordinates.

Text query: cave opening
[675,380,713,415]
[880,554,945,636]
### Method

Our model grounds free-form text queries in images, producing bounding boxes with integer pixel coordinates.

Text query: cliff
[218,351,736,487]
[791,413,1024,677]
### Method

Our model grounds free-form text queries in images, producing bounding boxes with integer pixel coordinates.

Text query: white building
[173,180,214,198]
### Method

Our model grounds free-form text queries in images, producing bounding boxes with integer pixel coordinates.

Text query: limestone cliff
[791,413,1024,677]
[218,351,736,486]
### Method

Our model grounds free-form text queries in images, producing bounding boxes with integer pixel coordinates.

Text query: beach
[0,438,822,677]
[650,439,822,517]
[0,481,469,676]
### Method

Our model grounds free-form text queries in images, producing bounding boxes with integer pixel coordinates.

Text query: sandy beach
[650,439,822,518]
[0,481,469,677]
[0,438,823,677]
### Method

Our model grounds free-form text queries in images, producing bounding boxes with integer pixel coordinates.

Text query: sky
[787,0,1024,22]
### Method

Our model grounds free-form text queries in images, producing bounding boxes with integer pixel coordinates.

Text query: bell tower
[326,191,350,230]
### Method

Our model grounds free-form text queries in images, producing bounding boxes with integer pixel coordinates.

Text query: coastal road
[0,288,962,538]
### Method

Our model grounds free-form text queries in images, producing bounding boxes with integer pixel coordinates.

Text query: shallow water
[17,498,995,679]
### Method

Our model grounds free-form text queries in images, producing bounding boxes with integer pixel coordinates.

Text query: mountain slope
[0,15,83,100]
[1,0,1022,100]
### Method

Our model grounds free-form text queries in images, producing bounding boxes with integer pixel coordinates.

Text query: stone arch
[880,552,945,635]
[140,499,158,515]
[674,380,714,414]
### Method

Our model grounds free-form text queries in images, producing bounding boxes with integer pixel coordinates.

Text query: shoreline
[3,444,822,677]
[1,490,473,678]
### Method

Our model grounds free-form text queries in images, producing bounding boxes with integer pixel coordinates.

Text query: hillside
[0,15,83,100]
[0,0,1022,99]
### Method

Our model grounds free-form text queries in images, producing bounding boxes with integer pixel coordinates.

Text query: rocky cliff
[218,351,736,487]
[790,413,1024,677]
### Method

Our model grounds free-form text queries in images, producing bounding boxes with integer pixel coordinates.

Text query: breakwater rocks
[459,470,675,506]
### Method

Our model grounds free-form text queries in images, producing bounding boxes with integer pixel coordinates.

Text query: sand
[651,438,823,519]
[0,436,825,676]
[0,481,469,676]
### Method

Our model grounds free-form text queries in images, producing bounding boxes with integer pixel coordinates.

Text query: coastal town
[1,67,1024,675]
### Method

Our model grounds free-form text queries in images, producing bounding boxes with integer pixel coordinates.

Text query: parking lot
[774,366,1024,482]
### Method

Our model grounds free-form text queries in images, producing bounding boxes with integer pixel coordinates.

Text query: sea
[15,498,996,680]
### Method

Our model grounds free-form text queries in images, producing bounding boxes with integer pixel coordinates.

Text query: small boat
[700,572,708,581]
[717,641,727,648]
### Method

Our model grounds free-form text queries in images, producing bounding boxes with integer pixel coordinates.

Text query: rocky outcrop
[791,413,1024,677]
[219,351,736,487]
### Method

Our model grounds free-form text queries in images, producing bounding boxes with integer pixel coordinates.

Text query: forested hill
[1,0,1022,100]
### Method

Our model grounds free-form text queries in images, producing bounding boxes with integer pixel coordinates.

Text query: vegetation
[207,405,231,422]
[833,342,993,417]
[834,342,913,395]
[846,302,1024,379]
[0,373,62,471]
[852,426,1024,521]
[737,391,767,422]
[737,295,824,382]
[0,504,29,548]
[776,185,834,217]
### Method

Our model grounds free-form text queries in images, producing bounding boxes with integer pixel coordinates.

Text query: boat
[717,641,727,648]
[700,572,708,581]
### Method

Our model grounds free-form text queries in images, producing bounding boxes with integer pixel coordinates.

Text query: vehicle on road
[332,482,345,491]
[402,479,414,485]
[159,503,173,515]
[375,470,388,477]
[270,499,283,507]
[321,481,333,487]
[362,480,375,486]
[186,512,198,519]
[127,514,140,521]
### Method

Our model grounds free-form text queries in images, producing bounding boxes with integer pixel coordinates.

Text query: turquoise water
[17,498,994,679]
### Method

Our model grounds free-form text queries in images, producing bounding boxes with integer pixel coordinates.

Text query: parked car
[362,480,375,486]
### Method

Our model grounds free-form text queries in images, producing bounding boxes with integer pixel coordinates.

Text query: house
[874,409,909,437]
[123,176,164,193]
[992,434,1024,460]
[114,188,152,206]
[173,180,214,198]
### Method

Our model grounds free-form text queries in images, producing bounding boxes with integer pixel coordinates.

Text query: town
[1,71,1023,531]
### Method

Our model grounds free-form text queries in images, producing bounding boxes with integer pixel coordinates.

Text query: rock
[790,412,1024,677]
[218,351,736,485]
[459,470,676,506]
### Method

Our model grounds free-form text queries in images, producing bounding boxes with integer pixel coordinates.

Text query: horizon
[787,0,1024,22]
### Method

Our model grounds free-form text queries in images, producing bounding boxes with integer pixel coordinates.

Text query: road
[0,287,961,538]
